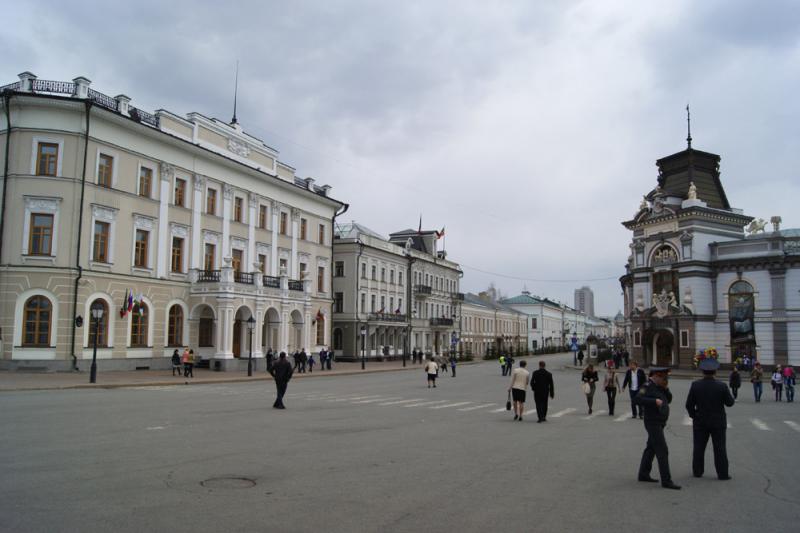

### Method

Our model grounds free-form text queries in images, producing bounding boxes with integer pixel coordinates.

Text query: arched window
[23,295,52,347]
[333,328,343,350]
[316,316,325,345]
[89,299,109,347]
[729,281,756,358]
[131,303,149,347]
[167,305,184,347]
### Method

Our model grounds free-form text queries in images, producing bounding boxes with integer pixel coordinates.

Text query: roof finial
[231,60,239,126]
[686,103,692,149]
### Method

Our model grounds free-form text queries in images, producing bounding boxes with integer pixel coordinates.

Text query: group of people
[498,354,515,376]
[171,348,195,378]
[508,359,555,422]
[579,361,645,417]
[423,355,458,387]
[729,361,796,402]
[263,347,333,375]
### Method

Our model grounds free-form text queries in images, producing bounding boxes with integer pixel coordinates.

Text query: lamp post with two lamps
[89,301,104,384]
[246,315,256,376]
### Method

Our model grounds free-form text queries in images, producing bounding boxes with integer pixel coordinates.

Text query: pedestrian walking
[319,349,326,371]
[685,357,735,481]
[499,355,506,376]
[266,348,274,373]
[603,367,621,416]
[635,367,680,490]
[622,360,647,419]
[581,364,599,414]
[530,360,555,422]
[439,354,449,376]
[577,349,584,367]
[182,347,194,378]
[425,356,439,388]
[784,365,796,402]
[623,349,630,367]
[307,355,315,373]
[771,366,783,401]
[505,355,514,376]
[269,352,293,409]
[750,361,763,402]
[299,348,308,374]
[171,349,182,377]
[508,360,530,421]
[729,367,741,399]
[449,354,457,377]
[293,351,300,372]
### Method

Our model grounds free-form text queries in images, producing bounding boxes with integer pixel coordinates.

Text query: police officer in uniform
[634,367,681,490]
[685,357,735,480]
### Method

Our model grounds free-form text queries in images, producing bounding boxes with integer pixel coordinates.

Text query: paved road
[1,352,798,533]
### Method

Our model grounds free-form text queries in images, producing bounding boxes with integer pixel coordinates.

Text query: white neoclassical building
[0,72,346,371]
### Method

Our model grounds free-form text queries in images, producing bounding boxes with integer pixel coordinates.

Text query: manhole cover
[200,476,256,489]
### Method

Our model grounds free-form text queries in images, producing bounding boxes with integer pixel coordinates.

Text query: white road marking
[429,401,472,410]
[615,415,629,422]
[727,423,732,429]
[523,408,537,416]
[404,400,449,408]
[379,399,423,406]
[333,395,382,402]
[581,410,606,420]
[146,426,165,430]
[751,418,771,431]
[550,408,576,418]
[352,397,401,404]
[683,415,693,426]
[784,421,800,432]
[458,403,496,411]
[491,408,508,413]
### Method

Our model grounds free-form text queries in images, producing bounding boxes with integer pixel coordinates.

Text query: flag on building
[417,215,422,235]
[435,227,445,239]
[120,288,129,318]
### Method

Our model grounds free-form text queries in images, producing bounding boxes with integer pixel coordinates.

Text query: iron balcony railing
[263,275,280,288]
[197,270,220,282]
[288,280,303,291]
[368,312,408,323]
[0,81,21,93]
[451,292,465,301]
[430,317,454,327]
[414,285,432,296]
[234,271,254,284]
[88,88,119,111]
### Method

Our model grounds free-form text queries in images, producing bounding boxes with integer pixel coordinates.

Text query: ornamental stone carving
[193,174,206,191]
[249,192,259,205]
[228,138,251,157]
[133,214,155,231]
[290,207,300,221]
[24,196,60,212]
[92,205,117,222]
[159,162,175,182]
[256,243,271,255]
[746,218,767,235]
[651,289,677,319]
[270,200,281,213]
[231,237,247,250]
[223,184,234,201]
[203,231,220,245]
[170,224,189,238]
[687,181,698,200]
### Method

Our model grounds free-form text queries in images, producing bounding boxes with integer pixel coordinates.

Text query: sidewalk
[0,359,435,392]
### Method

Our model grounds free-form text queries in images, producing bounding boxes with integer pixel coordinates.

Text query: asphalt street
[1,352,798,533]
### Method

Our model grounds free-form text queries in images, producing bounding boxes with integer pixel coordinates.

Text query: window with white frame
[680,330,689,348]
[132,215,155,270]
[90,205,117,264]
[22,196,61,258]
[137,164,154,198]
[31,136,64,177]
[96,151,116,188]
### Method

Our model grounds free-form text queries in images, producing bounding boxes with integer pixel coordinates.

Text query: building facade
[574,286,595,317]
[331,223,463,360]
[460,293,527,357]
[501,291,588,350]
[0,72,346,371]
[620,138,799,368]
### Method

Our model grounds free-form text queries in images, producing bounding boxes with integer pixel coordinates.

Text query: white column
[248,193,257,271]
[305,308,312,350]
[222,185,233,259]
[281,306,290,354]
[290,208,299,279]
[271,201,280,276]
[157,163,173,278]
[191,175,204,269]
[216,299,234,359]
[254,304,265,359]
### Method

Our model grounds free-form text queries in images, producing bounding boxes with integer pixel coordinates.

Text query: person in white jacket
[425,357,439,388]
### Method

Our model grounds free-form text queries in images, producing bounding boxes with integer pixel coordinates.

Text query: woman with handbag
[603,367,621,416]
[581,364,599,414]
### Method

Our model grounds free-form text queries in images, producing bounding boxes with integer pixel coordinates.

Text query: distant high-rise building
[574,286,595,317]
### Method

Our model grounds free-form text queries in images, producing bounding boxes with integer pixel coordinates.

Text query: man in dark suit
[270,352,294,409]
[685,357,735,480]
[622,360,647,419]
[635,367,680,490]
[530,360,555,422]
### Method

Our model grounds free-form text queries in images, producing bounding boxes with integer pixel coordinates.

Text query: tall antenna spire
[686,103,692,149]
[231,60,239,125]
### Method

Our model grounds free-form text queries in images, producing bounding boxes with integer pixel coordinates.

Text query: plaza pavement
[1,352,798,533]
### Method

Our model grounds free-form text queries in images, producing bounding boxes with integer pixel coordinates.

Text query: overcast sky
[4,0,798,315]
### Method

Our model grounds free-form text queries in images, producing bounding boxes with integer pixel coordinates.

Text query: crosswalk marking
[353,397,401,404]
[581,410,606,420]
[379,398,423,406]
[404,400,449,408]
[551,408,576,418]
[751,418,771,431]
[523,408,537,416]
[430,401,472,410]
[784,421,800,432]
[330,395,381,402]
[491,407,508,413]
[614,414,629,422]
[458,403,497,411]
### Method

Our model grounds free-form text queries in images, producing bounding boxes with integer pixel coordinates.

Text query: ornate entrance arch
[643,328,675,367]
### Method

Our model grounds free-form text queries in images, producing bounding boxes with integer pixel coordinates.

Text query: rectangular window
[234,197,243,222]
[360,293,366,313]
[97,153,113,187]
[134,229,149,267]
[258,205,267,229]
[399,271,403,285]
[380,296,386,312]
[334,292,344,313]
[398,298,403,313]
[174,178,186,207]
[138,167,152,197]
[334,261,344,277]
[199,319,213,347]
[29,214,54,256]
[300,262,307,278]
[390,270,394,284]
[36,142,58,176]
[318,266,325,293]
[361,263,366,278]
[280,258,288,273]
[318,224,325,244]
[634,330,641,347]
[280,212,288,235]
[532,318,537,329]
[390,297,394,313]
[370,295,376,312]
[206,188,217,215]
[93,221,110,263]
[680,330,689,348]
[300,218,307,240]
[381,268,386,282]
[258,253,267,274]
[204,243,215,271]
[171,237,184,273]
[371,265,377,280]
[232,249,243,273]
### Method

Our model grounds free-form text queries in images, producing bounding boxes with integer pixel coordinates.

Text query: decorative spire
[686,103,692,149]
[231,60,239,126]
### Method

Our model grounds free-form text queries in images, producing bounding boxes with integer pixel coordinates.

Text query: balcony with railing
[234,271,254,284]
[288,280,304,292]
[197,270,221,282]
[451,292,465,301]
[430,317,454,327]
[414,284,432,297]
[368,312,408,323]
[263,275,280,288]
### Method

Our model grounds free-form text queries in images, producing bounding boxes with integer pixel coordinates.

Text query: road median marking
[751,418,771,431]
[458,403,496,411]
[353,397,401,404]
[404,400,449,408]
[550,408,576,418]
[379,399,423,406]
[430,401,472,409]
[581,410,606,420]
[614,414,629,422]
[784,420,800,432]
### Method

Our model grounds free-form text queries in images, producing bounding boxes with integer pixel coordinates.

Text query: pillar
[271,200,280,276]
[156,163,173,278]
[191,175,205,270]
[222,185,233,259]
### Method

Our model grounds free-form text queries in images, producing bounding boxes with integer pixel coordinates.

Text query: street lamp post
[360,325,367,370]
[246,315,255,376]
[89,302,104,384]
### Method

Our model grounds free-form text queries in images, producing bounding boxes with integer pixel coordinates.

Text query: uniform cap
[649,366,670,375]
[698,358,720,371]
